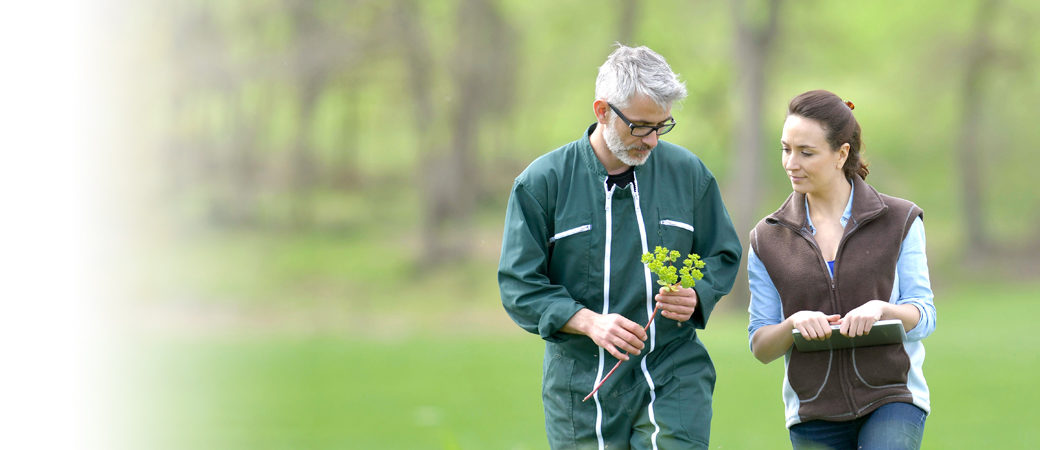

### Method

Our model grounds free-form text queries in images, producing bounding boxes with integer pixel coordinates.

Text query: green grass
[115,334,546,450]
[115,281,1040,449]
[705,281,1040,448]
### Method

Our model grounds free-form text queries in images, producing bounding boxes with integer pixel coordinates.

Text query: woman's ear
[837,143,851,169]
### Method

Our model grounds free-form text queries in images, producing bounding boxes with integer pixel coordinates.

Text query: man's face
[602,95,672,167]
[603,120,652,167]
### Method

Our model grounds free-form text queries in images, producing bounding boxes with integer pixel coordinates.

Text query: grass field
[114,280,1039,449]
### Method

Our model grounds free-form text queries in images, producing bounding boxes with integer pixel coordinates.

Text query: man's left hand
[654,286,698,323]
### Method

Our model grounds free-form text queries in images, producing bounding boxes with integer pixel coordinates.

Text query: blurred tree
[414,0,518,264]
[284,0,323,229]
[283,0,395,228]
[158,1,399,229]
[957,0,1001,254]
[161,2,272,227]
[727,0,784,302]
[128,0,1040,289]
[392,0,434,137]
[391,0,441,262]
[616,0,640,45]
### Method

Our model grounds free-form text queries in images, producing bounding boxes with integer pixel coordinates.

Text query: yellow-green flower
[641,247,706,291]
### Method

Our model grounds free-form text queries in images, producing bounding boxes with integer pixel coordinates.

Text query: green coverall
[499,124,742,449]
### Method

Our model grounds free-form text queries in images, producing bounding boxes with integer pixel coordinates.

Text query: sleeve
[747,241,785,349]
[497,180,585,342]
[893,216,936,341]
[687,173,743,329]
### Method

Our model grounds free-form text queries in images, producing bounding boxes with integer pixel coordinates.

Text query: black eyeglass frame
[607,103,677,137]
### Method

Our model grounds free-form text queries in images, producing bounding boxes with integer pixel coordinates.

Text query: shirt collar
[804,180,855,234]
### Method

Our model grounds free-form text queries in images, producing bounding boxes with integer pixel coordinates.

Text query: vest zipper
[830,219,870,415]
[806,215,881,417]
[789,223,856,414]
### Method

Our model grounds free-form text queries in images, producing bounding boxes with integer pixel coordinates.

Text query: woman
[747,90,936,449]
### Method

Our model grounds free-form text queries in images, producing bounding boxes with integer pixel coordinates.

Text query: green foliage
[641,246,705,291]
[129,0,1040,263]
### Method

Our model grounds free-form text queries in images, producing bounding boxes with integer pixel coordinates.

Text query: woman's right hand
[751,311,840,363]
[788,311,841,341]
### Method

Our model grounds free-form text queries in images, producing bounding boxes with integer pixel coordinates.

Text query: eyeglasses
[607,103,676,137]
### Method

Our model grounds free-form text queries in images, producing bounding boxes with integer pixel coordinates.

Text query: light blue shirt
[746,183,937,345]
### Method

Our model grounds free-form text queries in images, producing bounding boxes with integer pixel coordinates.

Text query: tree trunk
[616,0,640,45]
[288,78,320,229]
[399,0,516,265]
[392,0,446,262]
[286,0,324,230]
[957,0,1000,254]
[228,101,259,226]
[727,0,783,307]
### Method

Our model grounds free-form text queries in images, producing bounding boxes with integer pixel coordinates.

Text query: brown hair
[787,89,869,180]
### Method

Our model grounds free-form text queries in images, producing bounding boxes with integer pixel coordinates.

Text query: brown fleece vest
[750,176,923,423]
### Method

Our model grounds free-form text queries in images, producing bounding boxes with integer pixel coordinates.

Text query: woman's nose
[783,155,797,171]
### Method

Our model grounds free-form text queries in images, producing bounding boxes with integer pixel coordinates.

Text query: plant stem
[582,302,664,402]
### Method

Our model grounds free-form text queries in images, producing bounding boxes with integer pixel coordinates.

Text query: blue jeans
[789,402,926,449]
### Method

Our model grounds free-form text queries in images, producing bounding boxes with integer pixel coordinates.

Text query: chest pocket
[657,207,695,254]
[547,213,593,301]
[549,224,591,245]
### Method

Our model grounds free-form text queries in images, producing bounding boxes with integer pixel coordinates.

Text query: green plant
[641,246,705,291]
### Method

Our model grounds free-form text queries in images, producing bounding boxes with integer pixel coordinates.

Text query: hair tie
[844,100,855,110]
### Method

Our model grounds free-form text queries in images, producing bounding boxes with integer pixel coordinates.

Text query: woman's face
[780,114,849,196]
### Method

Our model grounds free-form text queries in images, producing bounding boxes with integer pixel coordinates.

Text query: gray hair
[595,44,687,110]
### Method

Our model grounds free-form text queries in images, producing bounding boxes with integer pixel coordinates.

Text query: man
[497,44,742,449]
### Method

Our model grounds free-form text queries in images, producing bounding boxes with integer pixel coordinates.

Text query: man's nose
[641,132,659,148]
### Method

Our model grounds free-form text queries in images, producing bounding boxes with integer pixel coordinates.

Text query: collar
[804,181,855,234]
[767,175,886,231]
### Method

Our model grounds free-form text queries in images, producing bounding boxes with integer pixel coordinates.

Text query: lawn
[113,281,1039,449]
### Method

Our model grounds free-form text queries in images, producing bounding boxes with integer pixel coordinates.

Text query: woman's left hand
[839,300,889,337]
[655,286,698,323]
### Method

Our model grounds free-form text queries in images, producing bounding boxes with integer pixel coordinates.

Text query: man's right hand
[561,308,647,361]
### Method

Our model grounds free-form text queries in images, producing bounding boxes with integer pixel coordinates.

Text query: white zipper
[631,176,654,351]
[549,224,592,243]
[660,219,694,233]
[593,181,615,450]
[632,173,662,450]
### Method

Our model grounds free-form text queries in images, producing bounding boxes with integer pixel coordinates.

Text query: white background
[1,1,102,448]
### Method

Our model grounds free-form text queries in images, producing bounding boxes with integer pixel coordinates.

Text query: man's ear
[593,99,610,124]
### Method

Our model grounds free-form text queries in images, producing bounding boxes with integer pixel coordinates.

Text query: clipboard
[792,319,906,352]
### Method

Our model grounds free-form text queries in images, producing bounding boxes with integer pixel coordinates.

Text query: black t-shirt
[606,167,635,190]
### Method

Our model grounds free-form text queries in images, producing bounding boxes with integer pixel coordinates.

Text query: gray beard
[604,122,652,167]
